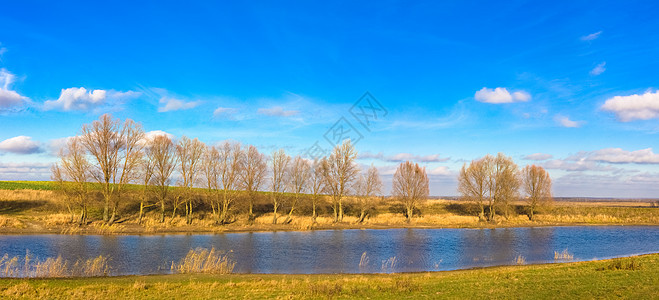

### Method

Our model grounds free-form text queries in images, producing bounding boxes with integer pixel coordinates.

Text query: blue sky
[1,1,659,197]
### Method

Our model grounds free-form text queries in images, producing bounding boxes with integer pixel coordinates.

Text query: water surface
[0,226,657,275]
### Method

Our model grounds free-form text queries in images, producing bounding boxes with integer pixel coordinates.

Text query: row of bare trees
[458,153,552,221]
[51,114,432,226]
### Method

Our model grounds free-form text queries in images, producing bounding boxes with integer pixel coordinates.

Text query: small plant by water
[359,251,369,269]
[514,255,526,265]
[554,249,574,261]
[172,247,235,274]
[381,256,398,273]
[0,251,110,278]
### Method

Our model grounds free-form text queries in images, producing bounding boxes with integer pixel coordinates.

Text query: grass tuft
[172,247,235,274]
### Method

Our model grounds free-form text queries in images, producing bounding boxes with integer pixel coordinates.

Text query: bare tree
[269,149,290,224]
[354,165,382,223]
[392,161,429,223]
[284,156,310,224]
[521,164,552,221]
[175,136,206,224]
[52,137,90,225]
[320,140,359,222]
[202,145,221,220]
[458,157,490,221]
[240,145,267,223]
[80,114,144,224]
[489,153,519,220]
[137,151,154,224]
[217,141,243,224]
[147,135,178,223]
[308,160,325,224]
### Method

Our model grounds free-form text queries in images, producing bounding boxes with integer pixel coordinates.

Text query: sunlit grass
[172,247,235,274]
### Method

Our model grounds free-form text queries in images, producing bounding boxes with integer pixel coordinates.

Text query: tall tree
[52,137,90,225]
[285,156,310,224]
[458,157,490,221]
[489,153,519,220]
[270,149,291,224]
[240,145,267,223]
[202,145,221,219]
[308,160,325,224]
[354,165,382,223]
[320,140,359,222]
[137,151,154,224]
[521,165,552,221]
[217,141,243,224]
[147,135,178,223]
[175,136,205,224]
[79,114,144,224]
[392,161,429,223]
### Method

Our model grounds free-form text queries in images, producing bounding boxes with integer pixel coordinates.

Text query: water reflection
[0,226,657,276]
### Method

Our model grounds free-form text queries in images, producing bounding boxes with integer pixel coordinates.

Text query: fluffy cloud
[257,106,299,117]
[0,68,27,109]
[139,130,175,146]
[43,88,140,111]
[542,159,616,172]
[427,166,451,176]
[213,107,238,118]
[158,97,202,112]
[523,153,553,161]
[0,162,52,181]
[554,115,584,128]
[44,87,105,111]
[581,31,602,41]
[0,136,42,154]
[474,87,530,104]
[570,148,659,164]
[590,62,606,76]
[358,151,449,163]
[601,90,659,122]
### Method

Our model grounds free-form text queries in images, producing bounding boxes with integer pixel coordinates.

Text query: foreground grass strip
[0,254,657,299]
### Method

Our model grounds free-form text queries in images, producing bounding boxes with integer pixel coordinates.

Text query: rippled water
[1,226,657,275]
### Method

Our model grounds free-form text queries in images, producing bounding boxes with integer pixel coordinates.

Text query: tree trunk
[160,199,165,223]
[103,194,110,223]
[248,197,255,224]
[358,210,366,223]
[138,201,144,224]
[406,206,413,223]
[478,205,486,222]
[272,200,278,224]
[340,201,344,222]
[312,199,317,224]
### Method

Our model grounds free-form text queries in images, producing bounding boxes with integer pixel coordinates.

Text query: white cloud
[523,153,553,161]
[0,136,42,154]
[358,151,449,163]
[43,87,106,111]
[0,162,52,181]
[474,87,530,104]
[571,148,659,164]
[257,106,299,117]
[601,90,659,122]
[427,166,451,176]
[0,68,27,109]
[158,97,201,112]
[555,115,584,128]
[213,107,238,118]
[42,88,140,112]
[542,159,616,172]
[581,31,602,41]
[140,130,175,146]
[590,62,606,76]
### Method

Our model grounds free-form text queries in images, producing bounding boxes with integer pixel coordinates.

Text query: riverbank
[1,188,657,235]
[1,254,657,299]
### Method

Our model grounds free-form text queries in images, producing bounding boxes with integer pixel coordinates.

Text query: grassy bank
[0,182,658,234]
[0,254,656,299]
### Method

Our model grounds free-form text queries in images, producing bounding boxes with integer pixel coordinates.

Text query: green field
[0,254,656,299]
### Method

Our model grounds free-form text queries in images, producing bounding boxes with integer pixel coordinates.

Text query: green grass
[0,254,656,299]
[0,181,57,191]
